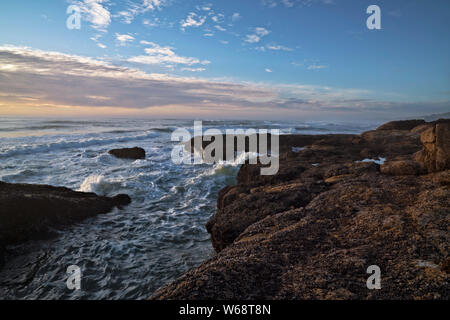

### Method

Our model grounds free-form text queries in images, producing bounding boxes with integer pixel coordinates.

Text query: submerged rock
[0,182,131,255]
[108,147,145,159]
[151,119,449,300]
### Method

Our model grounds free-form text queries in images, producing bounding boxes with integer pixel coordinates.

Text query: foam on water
[79,175,125,196]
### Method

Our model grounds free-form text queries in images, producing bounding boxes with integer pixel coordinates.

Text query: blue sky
[0,0,449,120]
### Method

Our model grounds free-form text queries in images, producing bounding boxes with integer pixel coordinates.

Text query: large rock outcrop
[376,119,425,131]
[0,182,131,262]
[151,120,449,300]
[414,120,450,173]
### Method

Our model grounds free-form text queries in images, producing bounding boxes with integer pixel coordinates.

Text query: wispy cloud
[128,42,210,66]
[231,13,241,22]
[180,12,207,30]
[115,33,135,46]
[211,14,225,23]
[215,25,226,32]
[261,0,335,8]
[307,64,327,70]
[181,67,206,72]
[1,45,447,119]
[70,0,111,31]
[143,18,160,27]
[245,27,270,43]
[266,44,293,51]
[115,0,167,24]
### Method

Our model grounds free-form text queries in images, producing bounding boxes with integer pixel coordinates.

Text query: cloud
[197,4,212,11]
[116,11,134,24]
[265,68,273,73]
[281,0,295,7]
[115,33,135,46]
[0,45,278,112]
[181,67,206,72]
[90,33,107,48]
[128,42,210,66]
[261,0,335,8]
[1,45,448,119]
[231,13,241,22]
[71,0,111,31]
[266,44,293,51]
[211,14,225,23]
[180,12,206,30]
[307,64,328,70]
[245,27,270,43]
[255,27,270,36]
[215,25,226,32]
[115,0,166,24]
[245,35,261,43]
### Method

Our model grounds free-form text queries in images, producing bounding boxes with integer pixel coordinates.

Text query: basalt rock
[108,147,146,159]
[151,119,449,300]
[380,160,423,176]
[0,182,131,256]
[376,119,425,131]
[414,120,450,173]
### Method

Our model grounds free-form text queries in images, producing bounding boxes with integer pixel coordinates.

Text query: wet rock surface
[151,120,449,300]
[0,182,131,266]
[108,147,146,159]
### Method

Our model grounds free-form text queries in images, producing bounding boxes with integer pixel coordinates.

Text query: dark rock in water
[0,182,131,253]
[108,147,145,159]
[414,120,450,173]
[151,119,449,300]
[376,119,425,131]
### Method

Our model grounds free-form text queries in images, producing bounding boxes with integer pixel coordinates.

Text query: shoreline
[0,119,448,299]
[151,119,449,299]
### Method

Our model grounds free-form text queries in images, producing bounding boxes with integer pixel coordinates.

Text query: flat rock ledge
[0,182,131,267]
[151,119,449,300]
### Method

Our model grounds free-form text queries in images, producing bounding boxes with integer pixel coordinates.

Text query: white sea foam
[79,175,124,196]
[356,157,386,165]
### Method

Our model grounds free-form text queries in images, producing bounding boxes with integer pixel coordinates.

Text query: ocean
[0,118,379,299]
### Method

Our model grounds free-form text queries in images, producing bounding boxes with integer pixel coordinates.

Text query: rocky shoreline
[0,182,131,269]
[151,119,449,299]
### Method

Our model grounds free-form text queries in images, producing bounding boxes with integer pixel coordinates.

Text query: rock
[410,124,432,134]
[151,119,449,300]
[376,119,425,131]
[206,180,328,252]
[152,171,449,299]
[108,147,145,159]
[324,174,355,183]
[0,182,131,250]
[360,129,422,158]
[380,160,422,176]
[414,120,450,172]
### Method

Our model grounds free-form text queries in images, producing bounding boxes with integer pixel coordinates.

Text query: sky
[0,0,449,120]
